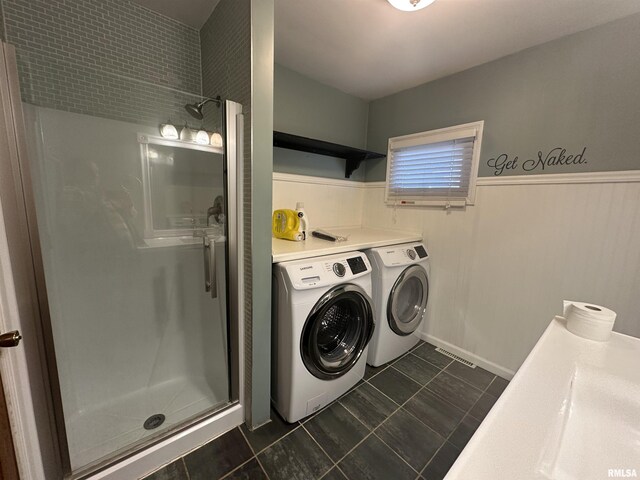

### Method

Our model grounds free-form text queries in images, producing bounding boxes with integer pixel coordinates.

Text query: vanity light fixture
[210,132,223,148]
[387,0,435,11]
[180,123,197,142]
[160,123,179,139]
[195,129,210,145]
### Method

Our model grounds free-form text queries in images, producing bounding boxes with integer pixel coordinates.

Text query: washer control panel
[347,256,368,274]
[414,245,428,258]
[281,251,371,289]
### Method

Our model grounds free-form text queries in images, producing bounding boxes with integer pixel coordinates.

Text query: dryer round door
[387,265,429,336]
[301,284,374,380]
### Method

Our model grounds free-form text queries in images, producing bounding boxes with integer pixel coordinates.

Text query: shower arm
[201,95,222,108]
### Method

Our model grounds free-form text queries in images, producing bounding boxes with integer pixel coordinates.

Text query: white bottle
[296,202,309,241]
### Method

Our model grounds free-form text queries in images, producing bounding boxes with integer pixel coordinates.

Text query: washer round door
[301,284,374,380]
[387,265,429,336]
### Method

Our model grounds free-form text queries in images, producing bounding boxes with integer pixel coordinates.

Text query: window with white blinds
[385,121,484,207]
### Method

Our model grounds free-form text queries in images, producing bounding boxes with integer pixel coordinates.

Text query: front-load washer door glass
[388,265,429,336]
[301,284,374,380]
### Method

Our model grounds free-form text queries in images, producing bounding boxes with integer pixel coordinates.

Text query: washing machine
[272,251,375,423]
[364,242,430,367]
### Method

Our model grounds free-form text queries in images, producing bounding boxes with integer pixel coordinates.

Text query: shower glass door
[11,51,234,475]
[22,98,232,472]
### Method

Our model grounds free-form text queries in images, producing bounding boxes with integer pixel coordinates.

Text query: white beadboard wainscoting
[364,174,640,375]
[272,172,366,228]
[273,172,640,376]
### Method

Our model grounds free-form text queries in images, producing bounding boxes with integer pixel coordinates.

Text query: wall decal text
[487,147,588,176]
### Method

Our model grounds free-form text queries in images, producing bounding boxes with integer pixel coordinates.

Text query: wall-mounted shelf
[273,131,385,178]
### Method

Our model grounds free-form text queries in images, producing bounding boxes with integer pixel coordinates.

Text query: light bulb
[210,132,223,147]
[387,0,435,11]
[160,123,178,139]
[196,129,210,144]
[180,124,196,142]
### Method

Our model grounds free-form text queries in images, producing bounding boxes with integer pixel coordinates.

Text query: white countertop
[272,226,422,263]
[445,317,640,480]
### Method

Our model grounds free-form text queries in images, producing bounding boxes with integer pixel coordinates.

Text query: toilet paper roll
[563,300,616,342]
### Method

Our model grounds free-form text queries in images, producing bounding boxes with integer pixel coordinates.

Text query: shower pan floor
[66,375,229,470]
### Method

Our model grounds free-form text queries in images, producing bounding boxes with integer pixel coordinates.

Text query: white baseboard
[416,332,516,380]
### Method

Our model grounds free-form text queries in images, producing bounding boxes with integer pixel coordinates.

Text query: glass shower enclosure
[0,0,244,475]
[22,83,239,475]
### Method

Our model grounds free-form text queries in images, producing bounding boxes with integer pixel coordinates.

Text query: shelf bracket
[345,158,362,178]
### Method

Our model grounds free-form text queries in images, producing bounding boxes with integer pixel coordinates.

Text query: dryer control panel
[279,251,372,290]
[372,242,429,268]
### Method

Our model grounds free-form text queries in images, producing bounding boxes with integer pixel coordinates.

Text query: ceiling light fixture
[387,0,435,12]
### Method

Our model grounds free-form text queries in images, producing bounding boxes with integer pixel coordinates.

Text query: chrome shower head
[185,102,204,120]
[184,96,221,120]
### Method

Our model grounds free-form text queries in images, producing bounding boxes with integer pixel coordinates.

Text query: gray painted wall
[274,64,368,148]
[1,0,202,127]
[274,64,369,180]
[273,147,366,181]
[366,13,640,181]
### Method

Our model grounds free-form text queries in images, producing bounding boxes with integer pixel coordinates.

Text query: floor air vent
[435,348,476,368]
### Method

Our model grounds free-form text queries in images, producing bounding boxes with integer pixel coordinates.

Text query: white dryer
[364,242,430,367]
[272,251,374,423]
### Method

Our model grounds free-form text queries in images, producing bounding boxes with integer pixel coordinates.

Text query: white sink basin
[541,362,640,479]
[445,317,640,480]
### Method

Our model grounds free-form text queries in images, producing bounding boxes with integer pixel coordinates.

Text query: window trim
[384,121,484,207]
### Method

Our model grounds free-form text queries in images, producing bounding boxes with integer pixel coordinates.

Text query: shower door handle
[203,235,217,299]
[0,330,22,348]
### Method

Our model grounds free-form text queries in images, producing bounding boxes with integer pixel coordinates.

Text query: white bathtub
[445,316,640,480]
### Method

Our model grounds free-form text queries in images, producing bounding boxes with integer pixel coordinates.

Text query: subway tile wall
[1,0,203,127]
[200,0,254,423]
[0,4,5,42]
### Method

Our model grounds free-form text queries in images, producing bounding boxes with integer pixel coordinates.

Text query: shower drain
[143,414,166,430]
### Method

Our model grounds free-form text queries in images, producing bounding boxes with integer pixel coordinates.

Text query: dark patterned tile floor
[141,342,509,480]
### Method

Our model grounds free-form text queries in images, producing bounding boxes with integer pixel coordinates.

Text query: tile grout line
[388,363,426,385]
[440,365,497,394]
[335,464,349,479]
[462,369,502,422]
[387,369,467,475]
[237,425,272,480]
[247,342,490,480]
[361,348,443,407]
[359,374,443,476]
[416,370,483,418]
[418,410,465,477]
[244,421,303,456]
[363,378,405,408]
[253,455,272,480]
[306,343,466,478]
[180,457,191,480]
[216,456,255,480]
[363,364,390,382]
[363,343,420,382]
[371,429,423,477]
[416,368,500,477]
[299,423,338,479]
[237,426,257,456]
[336,366,449,477]
[410,349,454,371]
